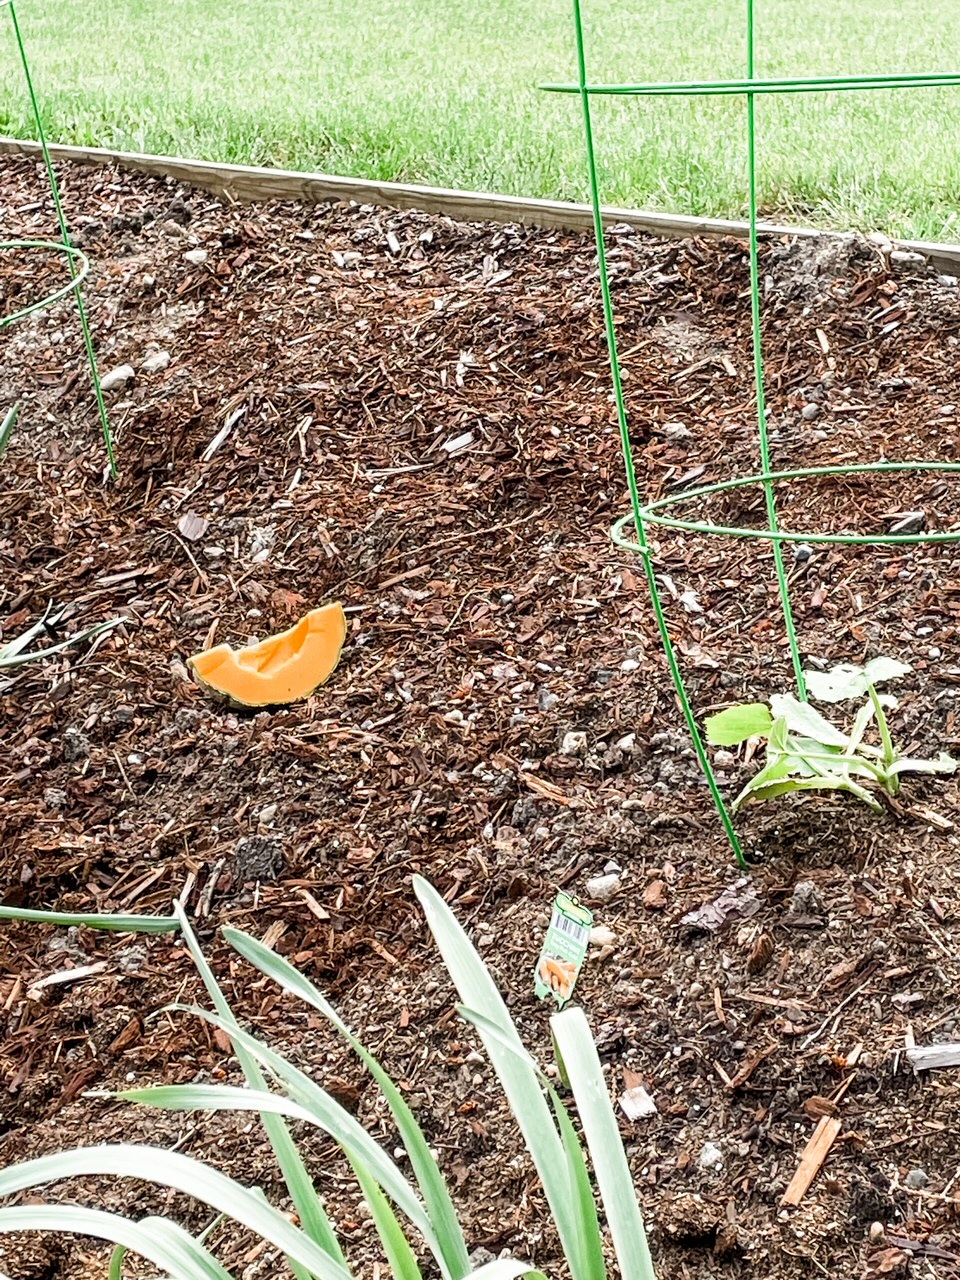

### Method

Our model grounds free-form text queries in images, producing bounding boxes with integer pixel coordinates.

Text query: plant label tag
[534,891,593,1008]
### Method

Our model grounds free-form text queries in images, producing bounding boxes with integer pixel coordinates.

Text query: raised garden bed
[2,153,960,1279]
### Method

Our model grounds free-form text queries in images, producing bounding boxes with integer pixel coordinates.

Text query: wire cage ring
[612,461,960,552]
[0,238,92,329]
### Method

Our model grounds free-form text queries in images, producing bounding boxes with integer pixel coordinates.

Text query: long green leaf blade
[224,925,470,1280]
[0,402,19,459]
[0,1205,232,1280]
[412,879,581,1273]
[551,1008,656,1280]
[350,1157,424,1280]
[174,906,345,1276]
[0,602,58,659]
[151,1008,439,1254]
[0,618,121,668]
[0,1146,353,1280]
[547,1087,605,1280]
[458,1006,603,1280]
[0,906,180,932]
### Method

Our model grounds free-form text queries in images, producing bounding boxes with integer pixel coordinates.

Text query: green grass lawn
[2,0,960,240]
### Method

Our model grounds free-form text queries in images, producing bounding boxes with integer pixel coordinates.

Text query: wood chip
[781,1115,843,1205]
[177,510,209,541]
[905,1042,960,1072]
[297,887,330,922]
[27,961,109,1000]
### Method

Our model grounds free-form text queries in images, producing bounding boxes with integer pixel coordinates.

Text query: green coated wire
[540,71,960,96]
[0,239,91,326]
[570,0,746,864]
[744,0,807,701]
[7,1,117,477]
[610,461,960,548]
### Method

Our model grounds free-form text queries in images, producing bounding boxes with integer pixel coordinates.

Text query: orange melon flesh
[187,603,346,707]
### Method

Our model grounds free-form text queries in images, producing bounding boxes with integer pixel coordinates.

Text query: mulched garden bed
[2,152,960,1280]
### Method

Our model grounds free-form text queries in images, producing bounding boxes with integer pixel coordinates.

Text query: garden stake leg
[4,0,116,476]
[570,0,745,866]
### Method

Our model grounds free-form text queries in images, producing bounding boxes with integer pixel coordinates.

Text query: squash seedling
[705,657,956,813]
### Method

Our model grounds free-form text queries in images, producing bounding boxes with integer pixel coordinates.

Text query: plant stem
[868,683,900,793]
[788,740,886,782]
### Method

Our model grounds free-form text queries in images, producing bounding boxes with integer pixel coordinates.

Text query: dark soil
[2,153,960,1280]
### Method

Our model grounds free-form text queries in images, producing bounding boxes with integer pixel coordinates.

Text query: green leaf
[225,925,469,1280]
[349,1157,424,1280]
[460,1006,604,1280]
[108,1244,126,1280]
[144,1011,440,1258]
[551,1008,656,1280]
[784,738,882,780]
[0,615,122,668]
[703,702,773,746]
[886,751,958,777]
[769,693,850,747]
[175,907,345,1277]
[0,602,59,659]
[734,773,882,813]
[0,1206,232,1280]
[0,403,18,460]
[412,878,582,1278]
[0,1147,353,1280]
[546,1072,606,1280]
[804,657,911,703]
[0,906,180,933]
[846,699,878,753]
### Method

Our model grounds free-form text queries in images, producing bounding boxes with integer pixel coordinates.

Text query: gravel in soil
[2,154,960,1279]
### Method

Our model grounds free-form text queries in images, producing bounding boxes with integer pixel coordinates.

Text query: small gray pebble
[100,363,135,392]
[142,349,171,374]
[801,402,820,421]
[538,688,559,712]
[905,1168,929,1189]
[62,727,90,762]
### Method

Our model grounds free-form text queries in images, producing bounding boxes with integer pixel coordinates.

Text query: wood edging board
[3,135,960,273]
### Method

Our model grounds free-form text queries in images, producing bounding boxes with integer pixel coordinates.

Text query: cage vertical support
[543,2,960,863]
[1,0,116,476]
[568,0,745,863]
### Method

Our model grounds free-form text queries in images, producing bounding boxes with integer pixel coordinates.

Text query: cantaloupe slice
[187,603,346,707]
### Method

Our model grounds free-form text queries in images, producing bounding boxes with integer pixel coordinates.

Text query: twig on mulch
[781,1114,843,1206]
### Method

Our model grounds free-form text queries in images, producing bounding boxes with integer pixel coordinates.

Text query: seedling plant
[705,657,956,813]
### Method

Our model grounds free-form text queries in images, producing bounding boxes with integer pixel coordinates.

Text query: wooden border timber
[3,135,960,273]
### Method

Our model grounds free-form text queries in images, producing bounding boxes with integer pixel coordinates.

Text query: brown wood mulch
[2,153,960,1279]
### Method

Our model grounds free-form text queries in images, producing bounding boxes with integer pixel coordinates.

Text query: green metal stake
[7,0,117,477]
[744,0,806,699]
[570,0,746,865]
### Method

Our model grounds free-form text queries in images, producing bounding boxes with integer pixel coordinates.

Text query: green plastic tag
[534,891,593,1008]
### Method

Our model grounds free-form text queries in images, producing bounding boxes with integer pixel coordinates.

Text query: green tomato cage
[542,0,960,865]
[1,0,115,476]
